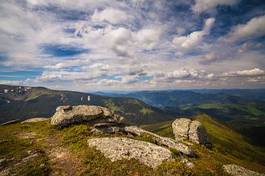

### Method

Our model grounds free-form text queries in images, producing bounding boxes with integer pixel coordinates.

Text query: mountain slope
[142,114,265,174]
[0,85,171,124]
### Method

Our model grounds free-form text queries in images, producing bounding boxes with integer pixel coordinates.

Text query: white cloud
[172,18,215,49]
[192,0,239,13]
[136,28,162,49]
[223,68,265,77]
[91,8,131,24]
[226,15,265,42]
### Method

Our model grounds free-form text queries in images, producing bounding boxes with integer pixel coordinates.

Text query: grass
[0,123,51,175]
[140,107,154,116]
[142,114,265,174]
[1,115,265,175]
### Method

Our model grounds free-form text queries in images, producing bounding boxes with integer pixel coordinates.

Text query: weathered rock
[181,159,194,169]
[50,105,113,127]
[87,137,172,168]
[21,118,49,123]
[124,126,195,156]
[1,119,20,126]
[223,164,265,176]
[189,120,210,146]
[172,118,211,146]
[172,118,191,141]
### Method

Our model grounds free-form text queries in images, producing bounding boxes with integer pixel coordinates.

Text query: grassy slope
[0,121,192,176]
[142,114,265,174]
[1,114,265,175]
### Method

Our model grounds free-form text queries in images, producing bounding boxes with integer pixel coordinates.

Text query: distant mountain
[0,84,171,124]
[102,89,265,147]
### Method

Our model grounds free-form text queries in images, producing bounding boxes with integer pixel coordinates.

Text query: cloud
[223,68,265,77]
[172,18,215,49]
[91,8,131,24]
[192,0,240,13]
[226,15,265,42]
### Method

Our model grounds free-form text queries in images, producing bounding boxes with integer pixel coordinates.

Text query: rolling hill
[0,85,171,125]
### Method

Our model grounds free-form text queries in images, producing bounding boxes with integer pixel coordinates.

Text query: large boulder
[223,164,265,176]
[50,105,113,127]
[87,137,172,168]
[172,118,211,146]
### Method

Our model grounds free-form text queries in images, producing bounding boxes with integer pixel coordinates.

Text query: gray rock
[172,118,191,141]
[1,119,20,126]
[87,137,172,168]
[181,159,194,169]
[124,126,195,156]
[0,158,6,166]
[50,105,114,127]
[189,120,210,146]
[223,164,265,176]
[172,118,211,146]
[21,118,49,123]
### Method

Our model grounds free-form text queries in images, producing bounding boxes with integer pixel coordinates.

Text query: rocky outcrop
[124,126,195,156]
[223,164,265,176]
[172,118,211,146]
[50,105,117,127]
[87,137,172,168]
[21,118,49,123]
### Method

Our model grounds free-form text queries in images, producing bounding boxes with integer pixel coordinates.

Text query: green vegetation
[143,114,265,174]
[140,107,153,116]
[103,99,122,113]
[1,114,265,175]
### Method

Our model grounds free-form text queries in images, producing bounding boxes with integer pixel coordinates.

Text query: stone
[50,105,113,127]
[1,119,20,126]
[180,159,194,169]
[172,118,211,146]
[189,120,210,146]
[87,137,172,168]
[172,118,191,141]
[223,164,265,176]
[21,118,49,123]
[124,126,195,156]
[0,158,6,166]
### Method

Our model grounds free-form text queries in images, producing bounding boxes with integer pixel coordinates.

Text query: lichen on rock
[87,137,173,168]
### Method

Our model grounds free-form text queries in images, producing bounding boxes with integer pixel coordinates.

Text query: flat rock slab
[87,137,172,168]
[223,164,265,176]
[124,126,195,156]
[21,118,49,123]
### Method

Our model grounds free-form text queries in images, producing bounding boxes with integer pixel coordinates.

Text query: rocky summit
[87,137,173,168]
[50,105,118,127]
[172,118,211,146]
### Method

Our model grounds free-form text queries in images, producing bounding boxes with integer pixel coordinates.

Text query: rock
[50,105,114,127]
[223,164,265,176]
[172,118,211,146]
[189,120,210,146]
[87,137,172,168]
[172,118,191,141]
[1,119,20,126]
[0,158,6,167]
[21,118,49,123]
[124,126,195,156]
[180,159,194,169]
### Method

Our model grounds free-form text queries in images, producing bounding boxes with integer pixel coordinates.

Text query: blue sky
[0,0,265,91]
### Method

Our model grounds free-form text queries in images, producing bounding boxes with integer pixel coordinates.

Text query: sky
[0,0,265,91]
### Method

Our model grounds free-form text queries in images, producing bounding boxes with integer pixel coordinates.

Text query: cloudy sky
[0,0,265,91]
